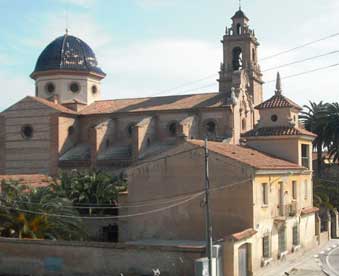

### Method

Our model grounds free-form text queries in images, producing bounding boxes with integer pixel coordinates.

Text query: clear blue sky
[1,0,339,111]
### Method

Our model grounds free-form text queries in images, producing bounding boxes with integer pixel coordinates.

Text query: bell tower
[218,8,263,122]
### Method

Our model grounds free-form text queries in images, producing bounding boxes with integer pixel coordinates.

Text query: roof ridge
[92,92,219,103]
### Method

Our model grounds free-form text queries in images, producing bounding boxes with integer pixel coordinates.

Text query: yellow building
[125,74,318,276]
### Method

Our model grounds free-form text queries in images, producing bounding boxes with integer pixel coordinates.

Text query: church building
[0,8,262,176]
[0,7,323,276]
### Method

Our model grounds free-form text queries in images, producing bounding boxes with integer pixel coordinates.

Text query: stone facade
[0,9,264,176]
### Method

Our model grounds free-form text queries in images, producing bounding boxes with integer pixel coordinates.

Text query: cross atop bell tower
[218,8,263,122]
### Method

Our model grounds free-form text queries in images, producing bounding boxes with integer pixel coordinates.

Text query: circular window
[68,126,74,136]
[21,125,33,139]
[168,122,178,137]
[271,114,278,122]
[92,85,98,94]
[70,82,80,93]
[45,82,55,94]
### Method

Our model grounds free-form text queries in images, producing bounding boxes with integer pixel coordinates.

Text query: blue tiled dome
[31,34,105,77]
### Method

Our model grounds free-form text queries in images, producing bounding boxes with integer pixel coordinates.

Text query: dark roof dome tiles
[32,34,105,77]
[232,9,249,20]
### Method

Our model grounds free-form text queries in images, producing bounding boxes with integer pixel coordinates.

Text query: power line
[264,62,339,84]
[145,32,339,98]
[149,73,218,97]
[0,192,204,220]
[4,192,201,210]
[261,32,339,61]
[0,178,251,220]
[262,50,339,72]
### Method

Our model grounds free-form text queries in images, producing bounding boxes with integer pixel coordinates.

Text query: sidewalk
[257,240,338,276]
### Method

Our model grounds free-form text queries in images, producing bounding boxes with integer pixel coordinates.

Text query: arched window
[205,120,216,138]
[168,121,178,137]
[147,138,151,147]
[232,47,243,71]
[105,139,110,148]
[236,23,242,35]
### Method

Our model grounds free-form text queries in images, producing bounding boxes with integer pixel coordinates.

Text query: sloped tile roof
[231,228,257,241]
[79,92,225,115]
[242,126,317,138]
[28,96,78,114]
[301,207,319,216]
[188,140,303,170]
[255,94,302,110]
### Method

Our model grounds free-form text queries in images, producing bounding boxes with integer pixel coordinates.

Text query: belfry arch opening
[232,47,243,71]
[236,23,242,35]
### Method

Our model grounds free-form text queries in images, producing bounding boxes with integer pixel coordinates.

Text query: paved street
[318,242,339,276]
[260,240,339,276]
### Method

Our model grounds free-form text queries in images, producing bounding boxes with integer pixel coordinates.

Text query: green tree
[300,101,328,176]
[326,103,339,164]
[52,170,127,215]
[0,180,87,240]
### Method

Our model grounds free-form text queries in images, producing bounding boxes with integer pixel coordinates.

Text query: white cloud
[98,39,220,99]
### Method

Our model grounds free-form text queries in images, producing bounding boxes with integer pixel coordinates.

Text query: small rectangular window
[292,181,297,200]
[262,183,268,205]
[301,144,310,169]
[263,235,271,258]
[304,180,308,200]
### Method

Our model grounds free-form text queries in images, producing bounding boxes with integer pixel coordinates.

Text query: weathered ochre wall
[1,97,58,175]
[249,173,315,274]
[125,142,253,241]
[247,137,300,165]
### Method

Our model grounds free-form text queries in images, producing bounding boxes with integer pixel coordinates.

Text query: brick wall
[1,97,54,175]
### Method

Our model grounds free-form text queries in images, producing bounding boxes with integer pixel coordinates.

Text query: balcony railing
[273,202,298,218]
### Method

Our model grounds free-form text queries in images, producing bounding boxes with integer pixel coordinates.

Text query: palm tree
[326,103,339,164]
[0,180,87,240]
[53,170,127,215]
[300,101,328,177]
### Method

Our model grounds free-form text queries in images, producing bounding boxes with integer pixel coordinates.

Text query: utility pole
[204,138,213,276]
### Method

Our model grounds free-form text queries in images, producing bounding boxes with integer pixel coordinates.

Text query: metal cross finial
[239,0,242,10]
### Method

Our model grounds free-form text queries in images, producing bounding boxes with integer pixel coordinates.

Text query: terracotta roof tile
[188,140,303,170]
[301,207,319,216]
[28,96,78,114]
[242,126,317,138]
[231,228,257,241]
[255,94,302,110]
[79,92,226,115]
[0,174,51,188]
